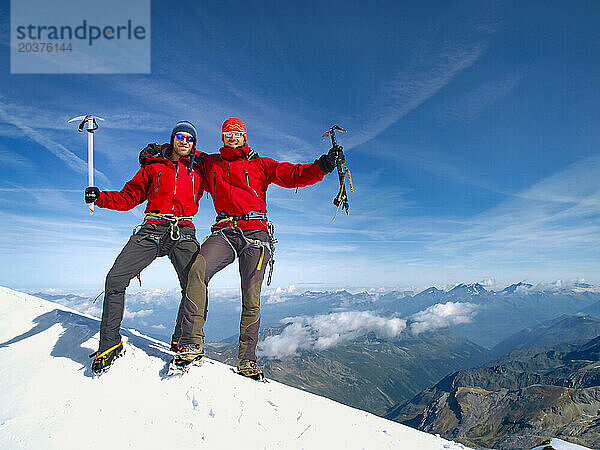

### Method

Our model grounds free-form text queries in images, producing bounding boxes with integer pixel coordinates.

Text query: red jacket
[95,146,207,228]
[202,144,326,231]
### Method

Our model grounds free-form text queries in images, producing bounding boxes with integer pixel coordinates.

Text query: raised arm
[262,157,327,189]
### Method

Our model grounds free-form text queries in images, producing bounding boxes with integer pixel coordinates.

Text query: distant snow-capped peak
[450,283,488,295]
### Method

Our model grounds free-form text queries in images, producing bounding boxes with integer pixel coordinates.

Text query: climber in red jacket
[84,121,207,376]
[174,117,344,378]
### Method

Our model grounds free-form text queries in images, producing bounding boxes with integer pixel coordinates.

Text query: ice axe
[68,115,104,215]
[322,125,353,220]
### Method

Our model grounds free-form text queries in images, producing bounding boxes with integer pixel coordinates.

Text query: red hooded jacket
[201,144,326,231]
[95,146,207,228]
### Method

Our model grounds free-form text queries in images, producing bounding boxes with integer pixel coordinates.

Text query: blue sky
[1,0,599,291]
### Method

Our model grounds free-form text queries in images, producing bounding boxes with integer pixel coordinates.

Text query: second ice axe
[322,125,353,220]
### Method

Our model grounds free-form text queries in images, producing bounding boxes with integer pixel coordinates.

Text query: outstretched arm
[262,158,326,189]
[93,166,152,211]
[262,146,344,189]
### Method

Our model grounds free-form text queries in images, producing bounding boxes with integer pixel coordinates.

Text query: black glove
[139,143,162,166]
[317,145,345,174]
[85,186,100,204]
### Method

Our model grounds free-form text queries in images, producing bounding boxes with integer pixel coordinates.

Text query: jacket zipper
[152,171,161,198]
[172,163,179,213]
[245,170,259,197]
[213,171,216,194]
[192,173,196,205]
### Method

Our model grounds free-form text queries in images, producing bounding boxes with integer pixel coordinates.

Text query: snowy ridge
[530,438,591,449]
[0,287,467,450]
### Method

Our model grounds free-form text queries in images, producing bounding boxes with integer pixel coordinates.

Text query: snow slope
[530,438,592,449]
[0,286,468,450]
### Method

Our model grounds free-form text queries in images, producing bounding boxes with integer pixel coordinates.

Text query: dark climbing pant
[98,223,199,353]
[182,227,270,362]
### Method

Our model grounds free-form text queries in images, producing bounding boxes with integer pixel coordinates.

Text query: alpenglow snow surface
[0,286,468,449]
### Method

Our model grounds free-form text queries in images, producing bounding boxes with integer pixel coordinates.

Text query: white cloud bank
[409,302,478,334]
[258,311,407,359]
[259,302,479,359]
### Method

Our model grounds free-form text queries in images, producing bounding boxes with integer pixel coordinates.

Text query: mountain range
[28,280,600,350]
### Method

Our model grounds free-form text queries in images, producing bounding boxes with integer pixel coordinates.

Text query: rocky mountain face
[412,384,600,449]
[206,328,489,416]
[490,315,600,358]
[386,331,600,449]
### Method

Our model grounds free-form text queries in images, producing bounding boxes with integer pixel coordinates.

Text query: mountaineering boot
[174,343,204,365]
[167,342,204,377]
[170,340,179,352]
[237,359,264,380]
[90,341,125,376]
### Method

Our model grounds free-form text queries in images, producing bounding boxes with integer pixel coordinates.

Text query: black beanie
[171,121,197,144]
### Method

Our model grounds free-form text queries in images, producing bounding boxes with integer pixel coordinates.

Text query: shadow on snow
[0,309,173,377]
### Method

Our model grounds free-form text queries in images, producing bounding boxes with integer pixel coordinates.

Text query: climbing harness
[215,211,268,227]
[129,212,196,286]
[212,211,277,286]
[133,212,195,240]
